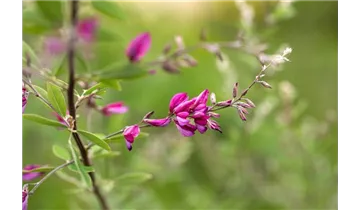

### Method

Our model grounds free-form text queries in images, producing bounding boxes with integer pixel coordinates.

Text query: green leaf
[115,172,153,185]
[100,80,122,91]
[92,150,121,159]
[47,82,67,117]
[52,145,71,160]
[91,1,124,20]
[22,40,39,64]
[23,8,52,34]
[98,64,148,80]
[82,83,105,96]
[68,163,95,173]
[32,85,48,99]
[76,53,91,73]
[52,55,67,76]
[97,27,121,42]
[68,135,92,188]
[23,166,54,173]
[23,114,67,128]
[36,1,63,25]
[78,130,111,151]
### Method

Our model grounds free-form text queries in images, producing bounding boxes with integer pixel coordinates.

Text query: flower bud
[243,98,256,108]
[238,108,247,121]
[126,32,151,63]
[233,82,238,98]
[210,93,216,105]
[259,81,272,89]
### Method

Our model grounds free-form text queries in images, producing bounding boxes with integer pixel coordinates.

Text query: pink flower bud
[238,108,247,121]
[143,117,171,127]
[23,164,44,181]
[53,112,68,126]
[22,85,28,113]
[76,17,98,42]
[217,99,232,106]
[101,102,128,116]
[210,93,216,104]
[259,81,272,89]
[126,32,151,63]
[123,125,140,151]
[44,37,66,55]
[192,89,209,109]
[233,82,238,98]
[169,93,188,113]
[243,98,256,108]
[207,119,222,133]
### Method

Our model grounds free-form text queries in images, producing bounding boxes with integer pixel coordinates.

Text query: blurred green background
[23,1,337,209]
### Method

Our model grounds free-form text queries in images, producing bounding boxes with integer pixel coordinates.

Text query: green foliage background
[23,1,337,209]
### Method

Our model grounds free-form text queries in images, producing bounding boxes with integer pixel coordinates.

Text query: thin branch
[67,1,109,210]
[28,161,74,195]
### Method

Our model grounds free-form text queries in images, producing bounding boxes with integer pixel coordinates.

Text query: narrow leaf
[68,163,95,173]
[82,83,105,96]
[52,145,71,160]
[91,1,124,20]
[115,172,153,185]
[32,85,48,99]
[100,80,122,91]
[78,130,111,151]
[23,114,67,128]
[98,64,147,80]
[22,40,39,64]
[68,136,92,188]
[47,82,67,116]
[36,1,63,25]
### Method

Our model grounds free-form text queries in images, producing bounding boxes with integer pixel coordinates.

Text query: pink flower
[169,92,188,113]
[126,32,151,62]
[76,17,98,42]
[207,119,222,133]
[191,89,209,110]
[101,102,128,116]
[174,120,197,137]
[22,185,28,210]
[123,125,140,151]
[44,37,66,55]
[22,85,28,113]
[143,117,171,127]
[23,164,43,181]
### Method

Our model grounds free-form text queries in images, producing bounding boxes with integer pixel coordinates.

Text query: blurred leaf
[68,135,92,189]
[91,1,124,20]
[23,8,52,34]
[100,80,122,91]
[47,82,67,116]
[76,53,91,73]
[23,114,67,128]
[68,163,95,173]
[52,145,71,161]
[23,166,54,173]
[36,1,63,26]
[52,55,67,76]
[97,27,120,42]
[92,150,121,159]
[56,170,83,188]
[78,130,111,151]
[22,40,39,64]
[98,63,148,80]
[115,172,153,185]
[100,179,115,193]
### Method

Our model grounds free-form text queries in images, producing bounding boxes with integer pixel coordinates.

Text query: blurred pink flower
[22,185,28,210]
[23,164,43,181]
[126,32,151,62]
[22,84,28,113]
[123,125,140,151]
[44,37,66,55]
[143,117,171,127]
[101,102,128,116]
[53,112,68,126]
[77,17,98,42]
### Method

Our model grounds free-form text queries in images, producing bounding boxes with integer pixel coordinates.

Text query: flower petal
[174,120,196,137]
[102,102,128,116]
[126,32,151,62]
[123,125,140,143]
[23,164,43,181]
[169,93,188,113]
[76,17,98,42]
[143,117,171,127]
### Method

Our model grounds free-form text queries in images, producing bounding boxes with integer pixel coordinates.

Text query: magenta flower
[76,17,98,42]
[22,185,28,210]
[22,84,28,113]
[126,32,151,62]
[207,119,222,133]
[174,119,197,137]
[143,117,171,127]
[23,164,43,181]
[44,37,65,55]
[169,92,188,113]
[123,125,140,151]
[101,102,128,116]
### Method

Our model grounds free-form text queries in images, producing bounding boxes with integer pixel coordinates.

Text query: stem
[29,161,74,195]
[67,1,109,210]
[22,78,62,116]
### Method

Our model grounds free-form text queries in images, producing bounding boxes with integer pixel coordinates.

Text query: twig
[67,1,109,210]
[28,161,74,195]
